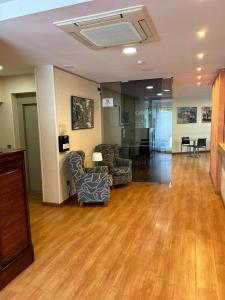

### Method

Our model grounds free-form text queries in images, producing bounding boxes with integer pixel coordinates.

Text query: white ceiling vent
[54,5,159,50]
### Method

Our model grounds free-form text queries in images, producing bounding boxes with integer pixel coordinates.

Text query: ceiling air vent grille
[54,5,159,50]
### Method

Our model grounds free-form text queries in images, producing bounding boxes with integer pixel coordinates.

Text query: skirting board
[43,195,77,207]
[172,150,210,155]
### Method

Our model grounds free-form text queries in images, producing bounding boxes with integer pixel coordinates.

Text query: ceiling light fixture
[197,82,201,85]
[198,75,202,79]
[146,85,154,89]
[197,30,206,39]
[197,53,204,59]
[123,47,137,55]
[157,93,163,96]
[137,60,144,65]
[0,65,3,70]
[197,67,202,72]
[163,89,170,92]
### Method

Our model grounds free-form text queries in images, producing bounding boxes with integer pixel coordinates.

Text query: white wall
[0,74,35,148]
[0,78,2,101]
[54,67,102,203]
[172,81,211,153]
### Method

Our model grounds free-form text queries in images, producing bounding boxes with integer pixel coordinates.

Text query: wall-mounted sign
[102,98,114,107]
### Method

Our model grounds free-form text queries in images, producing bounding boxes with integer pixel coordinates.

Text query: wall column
[35,65,61,204]
[210,69,225,193]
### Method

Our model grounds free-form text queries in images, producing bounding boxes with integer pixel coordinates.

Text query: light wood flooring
[1,153,225,300]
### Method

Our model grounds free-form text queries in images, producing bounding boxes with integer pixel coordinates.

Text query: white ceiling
[0,0,91,21]
[0,0,224,88]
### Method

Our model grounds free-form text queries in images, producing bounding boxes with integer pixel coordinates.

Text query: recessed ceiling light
[197,30,206,39]
[0,65,3,70]
[137,60,144,65]
[146,85,154,90]
[198,75,202,79]
[197,53,204,59]
[157,93,163,96]
[197,67,202,72]
[163,89,170,92]
[197,82,201,85]
[123,47,137,55]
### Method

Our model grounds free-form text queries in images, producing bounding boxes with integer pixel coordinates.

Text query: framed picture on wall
[177,107,197,124]
[201,106,211,123]
[71,96,94,130]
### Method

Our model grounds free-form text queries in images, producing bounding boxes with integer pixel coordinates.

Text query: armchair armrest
[115,157,132,167]
[76,172,108,188]
[85,166,109,174]
[76,172,109,202]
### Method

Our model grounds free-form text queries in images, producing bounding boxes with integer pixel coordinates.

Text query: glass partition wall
[101,78,172,183]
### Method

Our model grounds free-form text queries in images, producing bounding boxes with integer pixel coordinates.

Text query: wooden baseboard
[172,150,210,155]
[43,195,77,207]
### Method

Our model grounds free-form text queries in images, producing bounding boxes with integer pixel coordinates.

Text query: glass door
[101,78,173,183]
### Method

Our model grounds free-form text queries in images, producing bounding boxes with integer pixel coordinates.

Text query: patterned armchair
[94,144,132,186]
[65,151,110,206]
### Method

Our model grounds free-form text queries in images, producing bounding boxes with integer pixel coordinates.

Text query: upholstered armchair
[65,151,110,206]
[94,144,132,186]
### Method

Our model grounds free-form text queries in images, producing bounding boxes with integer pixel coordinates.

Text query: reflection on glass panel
[101,78,173,184]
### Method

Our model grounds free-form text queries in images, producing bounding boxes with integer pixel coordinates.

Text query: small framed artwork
[71,96,94,130]
[201,106,211,123]
[177,107,197,124]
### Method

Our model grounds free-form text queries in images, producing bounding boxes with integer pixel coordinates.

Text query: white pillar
[35,65,61,205]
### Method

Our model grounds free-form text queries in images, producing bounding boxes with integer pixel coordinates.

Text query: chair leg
[79,201,83,207]
[197,148,200,157]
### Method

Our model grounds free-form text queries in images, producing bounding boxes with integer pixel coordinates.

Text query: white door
[23,104,42,192]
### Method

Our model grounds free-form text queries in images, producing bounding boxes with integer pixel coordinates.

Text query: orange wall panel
[210,69,225,193]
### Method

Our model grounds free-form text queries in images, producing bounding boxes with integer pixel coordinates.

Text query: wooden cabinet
[0,150,34,290]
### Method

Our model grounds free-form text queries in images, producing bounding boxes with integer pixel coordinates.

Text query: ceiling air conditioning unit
[54,5,159,50]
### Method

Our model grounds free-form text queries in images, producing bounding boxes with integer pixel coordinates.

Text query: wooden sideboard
[0,149,34,290]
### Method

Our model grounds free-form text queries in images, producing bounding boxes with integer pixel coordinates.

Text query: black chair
[139,139,151,158]
[181,137,190,152]
[195,138,207,153]
[188,138,207,157]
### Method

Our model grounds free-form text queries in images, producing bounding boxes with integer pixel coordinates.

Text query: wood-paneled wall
[210,69,225,192]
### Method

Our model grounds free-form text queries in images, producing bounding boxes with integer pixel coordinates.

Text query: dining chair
[181,137,190,152]
[195,138,207,153]
[188,138,207,157]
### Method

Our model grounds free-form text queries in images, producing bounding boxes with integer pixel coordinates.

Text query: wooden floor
[1,153,225,300]
[132,152,172,183]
